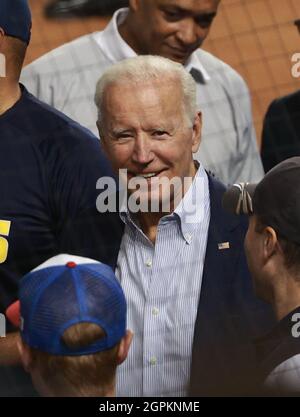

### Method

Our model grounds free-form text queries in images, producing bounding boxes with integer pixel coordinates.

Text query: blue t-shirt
[0,85,113,314]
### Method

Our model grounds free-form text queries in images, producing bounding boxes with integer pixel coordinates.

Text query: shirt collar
[119,163,209,244]
[94,8,210,83]
[93,8,137,63]
[185,52,211,83]
[173,163,209,242]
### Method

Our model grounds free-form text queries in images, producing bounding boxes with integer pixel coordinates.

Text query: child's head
[16,254,132,397]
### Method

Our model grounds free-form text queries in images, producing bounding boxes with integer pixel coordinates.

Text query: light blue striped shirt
[116,165,211,397]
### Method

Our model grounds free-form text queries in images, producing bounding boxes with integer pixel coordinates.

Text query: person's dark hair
[255,215,300,274]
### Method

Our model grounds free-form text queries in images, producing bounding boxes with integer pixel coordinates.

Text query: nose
[132,134,154,165]
[176,20,203,47]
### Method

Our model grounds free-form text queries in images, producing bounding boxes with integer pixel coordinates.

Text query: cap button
[66,261,77,268]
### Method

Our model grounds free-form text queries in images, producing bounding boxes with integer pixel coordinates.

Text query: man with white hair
[68,55,274,396]
[21,0,263,186]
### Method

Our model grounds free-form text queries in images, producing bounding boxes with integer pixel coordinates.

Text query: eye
[163,10,183,21]
[113,133,133,141]
[196,15,215,28]
[152,130,168,138]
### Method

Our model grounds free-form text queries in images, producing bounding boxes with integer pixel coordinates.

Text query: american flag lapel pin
[218,242,230,250]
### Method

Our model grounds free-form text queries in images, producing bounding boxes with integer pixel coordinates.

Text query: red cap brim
[6,300,20,328]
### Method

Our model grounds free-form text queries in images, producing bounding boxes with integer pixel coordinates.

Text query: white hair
[94,55,198,125]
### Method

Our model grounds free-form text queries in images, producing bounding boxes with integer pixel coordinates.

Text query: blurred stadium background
[26,0,300,146]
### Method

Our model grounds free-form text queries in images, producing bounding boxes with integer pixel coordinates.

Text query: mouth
[128,169,166,180]
[166,45,190,57]
[136,172,158,179]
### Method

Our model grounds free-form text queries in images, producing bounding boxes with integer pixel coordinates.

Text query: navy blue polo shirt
[0,85,113,315]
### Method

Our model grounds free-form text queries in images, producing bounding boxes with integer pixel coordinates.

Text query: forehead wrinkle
[102,78,185,128]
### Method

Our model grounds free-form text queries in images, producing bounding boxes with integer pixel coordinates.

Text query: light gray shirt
[21,8,264,185]
[115,164,211,397]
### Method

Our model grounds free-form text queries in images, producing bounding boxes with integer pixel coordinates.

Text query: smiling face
[127,0,220,64]
[98,76,201,212]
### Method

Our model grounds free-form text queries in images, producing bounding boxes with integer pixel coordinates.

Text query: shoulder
[16,87,100,153]
[22,32,103,77]
[207,172,249,234]
[195,49,248,92]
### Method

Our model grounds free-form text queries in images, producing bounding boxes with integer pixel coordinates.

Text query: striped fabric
[116,165,211,397]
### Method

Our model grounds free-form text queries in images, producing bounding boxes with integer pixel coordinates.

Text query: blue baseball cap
[19,254,127,356]
[0,0,32,45]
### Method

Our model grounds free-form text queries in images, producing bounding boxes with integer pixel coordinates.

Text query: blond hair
[28,322,120,397]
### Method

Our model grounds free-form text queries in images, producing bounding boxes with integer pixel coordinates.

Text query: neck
[0,81,21,116]
[137,212,165,244]
[271,273,300,321]
[118,13,143,55]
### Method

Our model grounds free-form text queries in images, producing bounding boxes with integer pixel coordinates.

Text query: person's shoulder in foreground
[7,254,132,397]
[223,157,300,396]
[190,172,273,396]
[255,306,300,396]
[0,0,113,321]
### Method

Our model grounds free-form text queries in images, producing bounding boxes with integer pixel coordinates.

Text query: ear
[262,226,278,261]
[96,120,109,152]
[96,120,103,138]
[129,0,139,12]
[191,111,202,153]
[0,27,5,49]
[18,340,32,373]
[116,330,133,365]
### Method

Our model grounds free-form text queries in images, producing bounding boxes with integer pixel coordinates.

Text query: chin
[169,54,187,65]
[159,48,187,64]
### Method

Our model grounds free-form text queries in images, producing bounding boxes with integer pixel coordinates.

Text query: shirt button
[152,308,159,316]
[145,259,152,268]
[185,233,192,243]
[150,357,157,366]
